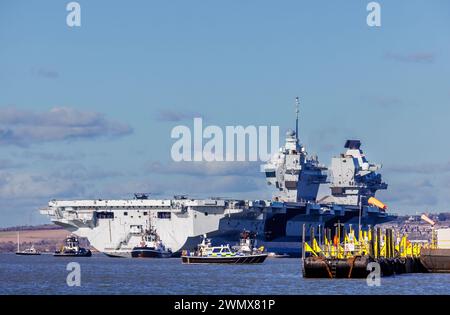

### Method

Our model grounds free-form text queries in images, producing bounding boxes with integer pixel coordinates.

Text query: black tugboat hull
[181,254,268,264]
[131,247,172,258]
[54,249,92,257]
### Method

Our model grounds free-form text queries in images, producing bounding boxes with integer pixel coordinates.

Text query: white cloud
[0,107,133,145]
[384,52,436,64]
[146,160,261,177]
[155,109,202,122]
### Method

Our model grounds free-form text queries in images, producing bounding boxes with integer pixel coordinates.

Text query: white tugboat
[131,228,172,258]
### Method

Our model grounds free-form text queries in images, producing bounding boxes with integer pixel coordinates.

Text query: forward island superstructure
[40,98,395,257]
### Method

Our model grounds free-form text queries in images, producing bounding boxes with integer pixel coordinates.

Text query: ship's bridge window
[265,171,276,178]
[96,212,114,219]
[124,212,128,216]
[157,212,171,219]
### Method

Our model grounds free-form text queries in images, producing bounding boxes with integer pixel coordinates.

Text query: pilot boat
[181,232,268,264]
[131,228,172,258]
[54,235,92,257]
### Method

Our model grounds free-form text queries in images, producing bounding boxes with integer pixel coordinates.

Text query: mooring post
[318,224,322,247]
[391,229,395,258]
[369,226,375,258]
[386,229,391,258]
[390,229,394,258]
[385,229,389,258]
[388,229,392,258]
[326,228,331,255]
[302,223,306,261]
[376,227,381,259]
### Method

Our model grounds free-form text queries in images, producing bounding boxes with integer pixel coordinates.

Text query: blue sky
[0,0,450,226]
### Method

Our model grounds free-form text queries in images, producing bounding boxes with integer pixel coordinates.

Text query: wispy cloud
[98,175,265,200]
[0,170,87,200]
[0,159,25,169]
[50,163,124,181]
[0,107,133,146]
[13,151,85,162]
[384,52,435,64]
[146,161,261,177]
[385,161,450,174]
[305,126,355,156]
[380,179,438,209]
[361,94,403,109]
[31,67,59,79]
[155,109,202,122]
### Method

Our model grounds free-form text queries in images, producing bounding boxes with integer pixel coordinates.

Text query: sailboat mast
[295,96,300,150]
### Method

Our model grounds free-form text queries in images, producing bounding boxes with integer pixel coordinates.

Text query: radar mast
[295,96,300,151]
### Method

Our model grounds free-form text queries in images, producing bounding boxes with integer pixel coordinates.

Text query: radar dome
[286,129,295,137]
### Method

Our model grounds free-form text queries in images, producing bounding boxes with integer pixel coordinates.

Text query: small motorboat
[181,232,268,264]
[267,252,290,258]
[16,245,41,256]
[15,232,41,256]
[54,235,92,257]
[131,228,172,258]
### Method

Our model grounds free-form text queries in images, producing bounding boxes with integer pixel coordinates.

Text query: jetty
[301,224,428,278]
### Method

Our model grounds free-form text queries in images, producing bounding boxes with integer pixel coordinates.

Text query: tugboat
[54,235,92,257]
[15,232,41,256]
[231,230,258,254]
[181,232,268,264]
[131,228,172,258]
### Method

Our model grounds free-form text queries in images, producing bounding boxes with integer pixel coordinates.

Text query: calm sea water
[0,253,449,295]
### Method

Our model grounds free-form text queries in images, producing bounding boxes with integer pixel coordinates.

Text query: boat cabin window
[124,212,128,216]
[212,248,221,253]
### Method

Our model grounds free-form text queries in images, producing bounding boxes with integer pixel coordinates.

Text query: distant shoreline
[0,224,94,253]
[0,224,63,232]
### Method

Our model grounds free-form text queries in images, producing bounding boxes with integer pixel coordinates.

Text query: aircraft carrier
[40,98,396,257]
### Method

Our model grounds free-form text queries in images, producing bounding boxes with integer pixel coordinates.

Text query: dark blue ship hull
[181,201,396,257]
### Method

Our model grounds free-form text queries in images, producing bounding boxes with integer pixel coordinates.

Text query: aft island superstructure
[40,98,395,257]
